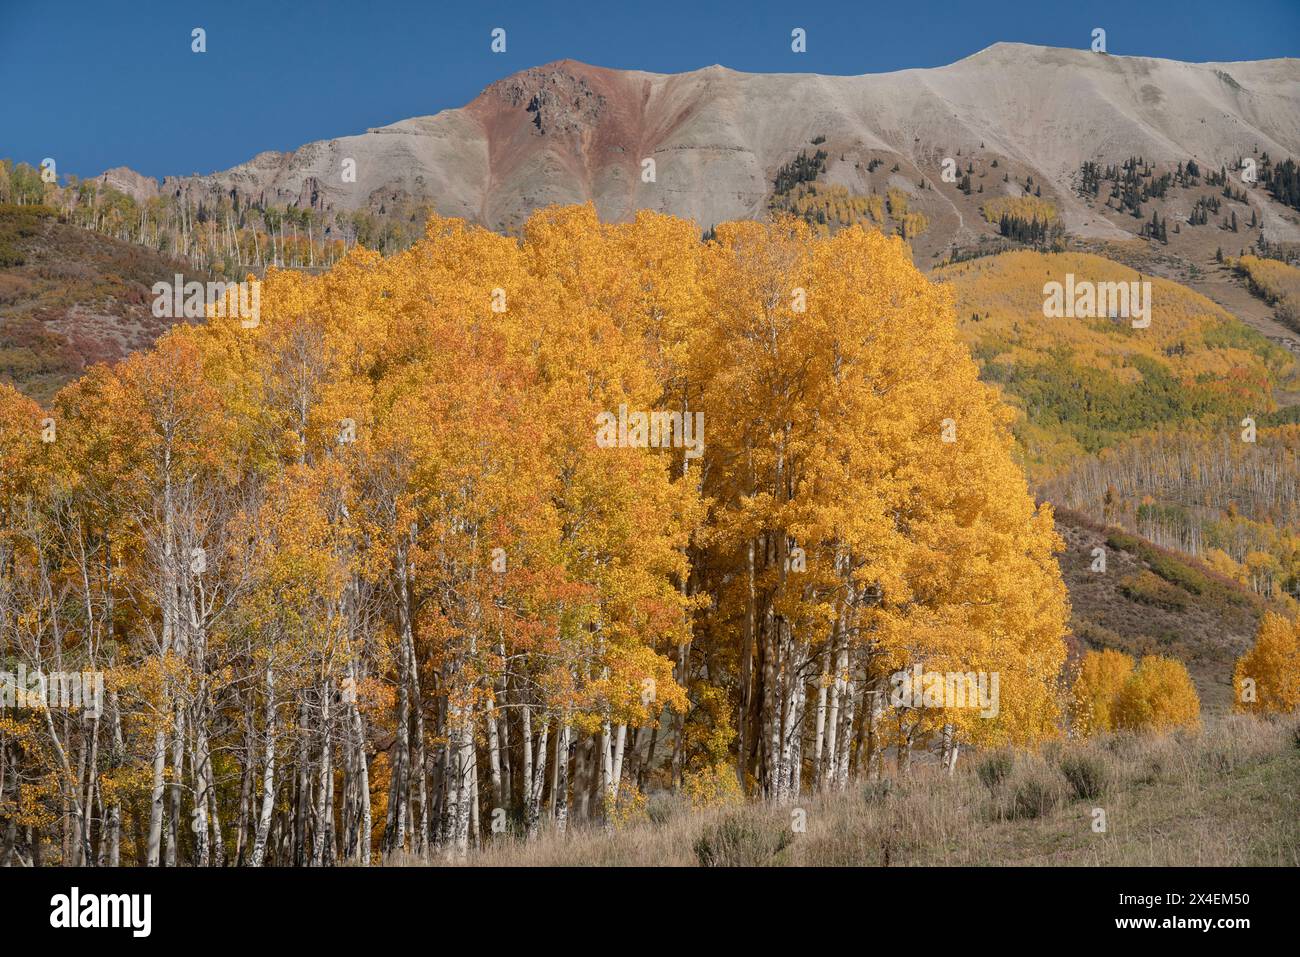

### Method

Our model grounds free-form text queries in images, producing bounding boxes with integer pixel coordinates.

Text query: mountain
[101,43,1300,247]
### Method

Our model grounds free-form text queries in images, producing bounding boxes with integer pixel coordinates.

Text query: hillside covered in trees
[0,204,212,402]
[937,251,1298,476]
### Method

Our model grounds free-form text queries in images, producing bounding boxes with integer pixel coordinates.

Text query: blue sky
[2,0,1296,181]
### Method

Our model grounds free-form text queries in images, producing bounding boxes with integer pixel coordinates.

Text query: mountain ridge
[95,43,1300,237]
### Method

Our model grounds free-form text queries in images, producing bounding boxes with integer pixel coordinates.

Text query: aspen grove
[0,206,1072,866]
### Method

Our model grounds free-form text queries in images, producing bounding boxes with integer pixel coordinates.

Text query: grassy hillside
[1053,508,1283,713]
[1046,427,1300,612]
[0,204,209,402]
[420,714,1300,866]
[935,250,1296,477]
[1234,254,1300,333]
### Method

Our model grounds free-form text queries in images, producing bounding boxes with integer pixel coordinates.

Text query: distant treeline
[0,158,430,277]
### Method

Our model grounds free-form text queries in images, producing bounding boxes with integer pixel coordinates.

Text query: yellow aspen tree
[692,218,1068,797]
[1070,648,1136,736]
[1233,612,1300,715]
[1113,655,1201,732]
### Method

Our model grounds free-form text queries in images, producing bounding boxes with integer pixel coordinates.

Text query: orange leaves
[0,381,45,506]
[205,203,709,732]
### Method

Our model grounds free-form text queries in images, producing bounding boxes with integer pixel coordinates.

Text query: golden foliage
[980,195,1058,225]
[1071,648,1135,736]
[936,251,1289,476]
[1233,612,1300,715]
[0,204,1083,858]
[1112,655,1201,732]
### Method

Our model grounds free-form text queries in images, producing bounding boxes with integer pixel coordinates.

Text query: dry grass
[406,715,1300,867]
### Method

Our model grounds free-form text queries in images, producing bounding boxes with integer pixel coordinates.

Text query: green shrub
[1118,570,1188,610]
[693,813,792,867]
[977,751,1014,790]
[645,793,678,827]
[0,205,54,267]
[861,777,894,804]
[1059,752,1110,800]
[1001,765,1067,820]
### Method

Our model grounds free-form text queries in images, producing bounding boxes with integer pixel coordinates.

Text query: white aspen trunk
[599,716,613,822]
[165,705,185,866]
[357,740,372,865]
[37,696,86,865]
[486,704,503,812]
[345,658,370,865]
[520,704,533,815]
[444,722,461,858]
[293,698,310,865]
[469,752,480,847]
[825,639,845,788]
[146,728,167,866]
[494,644,511,813]
[548,722,560,818]
[611,723,628,795]
[554,716,571,834]
[525,720,549,838]
[207,760,225,868]
[942,724,960,777]
[406,630,427,857]
[738,536,756,788]
[321,745,335,866]
[460,720,476,852]
[193,714,211,867]
[79,711,99,866]
[384,565,411,853]
[789,679,805,799]
[449,706,475,859]
[250,665,277,867]
[147,465,178,867]
[762,601,781,800]
[107,692,123,866]
[778,634,801,802]
[813,655,830,786]
[311,684,332,866]
[835,674,856,790]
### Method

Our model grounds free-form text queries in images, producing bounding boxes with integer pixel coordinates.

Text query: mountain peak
[482,62,610,135]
